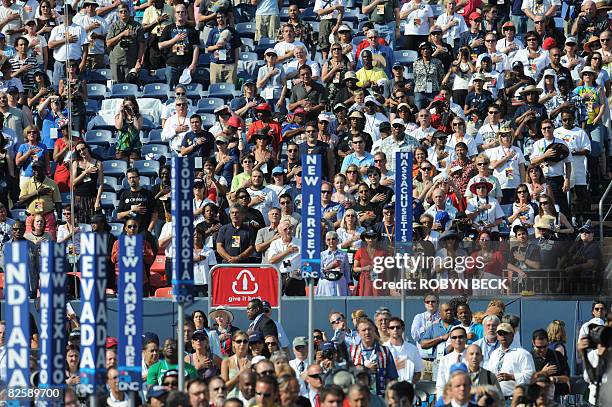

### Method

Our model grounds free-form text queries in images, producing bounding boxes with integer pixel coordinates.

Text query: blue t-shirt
[17,143,47,177]
[40,109,69,150]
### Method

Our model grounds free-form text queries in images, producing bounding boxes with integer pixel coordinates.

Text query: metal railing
[598,180,612,242]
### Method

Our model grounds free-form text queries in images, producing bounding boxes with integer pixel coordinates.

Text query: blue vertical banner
[39,241,67,395]
[395,152,414,250]
[117,235,143,392]
[171,156,194,303]
[4,242,31,394]
[300,154,322,278]
[78,233,108,395]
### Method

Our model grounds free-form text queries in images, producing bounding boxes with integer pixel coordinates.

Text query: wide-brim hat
[209,306,234,323]
[581,66,598,77]
[534,215,556,231]
[439,229,459,242]
[349,110,365,120]
[469,179,494,195]
[521,85,543,95]
[584,36,601,53]
[543,142,570,163]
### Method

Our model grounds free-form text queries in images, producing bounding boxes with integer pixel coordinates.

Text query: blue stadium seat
[236,22,256,39]
[90,145,109,160]
[258,37,275,46]
[133,160,160,178]
[111,83,139,99]
[198,53,211,66]
[109,222,123,237]
[89,114,117,131]
[103,160,128,178]
[86,99,101,116]
[84,129,113,147]
[87,68,111,84]
[142,116,159,132]
[200,113,216,129]
[342,9,361,25]
[148,128,164,144]
[152,68,167,82]
[394,50,418,67]
[239,52,259,62]
[102,176,121,192]
[193,67,210,87]
[142,83,170,101]
[60,193,71,205]
[184,83,203,101]
[100,191,118,210]
[197,97,225,114]
[301,7,317,21]
[10,208,26,221]
[279,7,289,21]
[241,38,255,52]
[141,144,170,159]
[207,83,235,101]
[87,83,108,100]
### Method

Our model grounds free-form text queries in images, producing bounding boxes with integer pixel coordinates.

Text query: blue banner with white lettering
[395,152,413,249]
[300,154,322,279]
[78,233,108,394]
[171,156,194,303]
[117,235,143,392]
[39,241,67,394]
[4,242,31,396]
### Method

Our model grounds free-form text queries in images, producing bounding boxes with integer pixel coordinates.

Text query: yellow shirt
[142,4,175,36]
[355,66,388,88]
[19,177,61,215]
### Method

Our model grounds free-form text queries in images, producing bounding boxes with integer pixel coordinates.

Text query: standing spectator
[180,114,215,160]
[247,169,279,225]
[383,316,422,384]
[464,345,501,391]
[0,90,28,147]
[267,218,303,296]
[254,0,280,42]
[106,2,145,84]
[473,314,500,364]
[314,0,343,61]
[97,0,127,27]
[485,323,535,398]
[400,0,434,51]
[216,205,255,265]
[162,96,191,155]
[256,49,288,113]
[413,42,444,109]
[0,0,22,45]
[206,11,241,85]
[51,121,80,193]
[419,302,460,381]
[117,168,158,233]
[521,0,559,32]
[141,0,174,71]
[529,329,570,398]
[15,125,46,187]
[17,162,61,239]
[245,298,278,338]
[444,367,478,407]
[6,220,39,298]
[47,5,88,89]
[23,19,48,72]
[71,141,102,224]
[273,24,306,65]
[353,229,387,296]
[317,230,351,296]
[9,37,37,93]
[158,3,199,89]
[74,1,107,70]
[58,60,87,134]
[114,96,143,164]
[288,65,327,121]
[436,325,468,397]
[111,218,155,295]
[362,0,401,48]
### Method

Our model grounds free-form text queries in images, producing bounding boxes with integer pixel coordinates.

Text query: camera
[587,325,612,348]
[322,348,335,360]
[119,39,131,48]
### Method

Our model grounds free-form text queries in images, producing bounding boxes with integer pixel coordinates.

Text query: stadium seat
[89,114,117,131]
[394,50,418,67]
[352,35,365,47]
[87,83,108,100]
[60,193,71,205]
[111,83,139,99]
[241,38,255,52]
[196,97,225,114]
[142,83,170,101]
[142,116,159,132]
[150,255,166,274]
[152,68,167,82]
[198,53,211,66]
[109,222,123,237]
[239,52,259,63]
[432,3,444,16]
[207,83,235,101]
[148,129,164,144]
[279,7,289,21]
[155,287,173,297]
[301,7,316,21]
[90,145,109,160]
[236,22,256,39]
[102,176,121,192]
[137,98,163,123]
[100,191,118,210]
[87,68,111,84]
[102,160,128,178]
[193,67,210,86]
[85,129,114,147]
[200,113,216,129]
[86,99,101,116]
[10,208,27,221]
[141,144,170,159]
[184,83,203,101]
[342,9,360,25]
[133,160,160,178]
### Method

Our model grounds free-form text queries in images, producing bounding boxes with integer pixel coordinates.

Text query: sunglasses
[388,325,402,330]
[234,339,248,344]
[257,392,272,398]
[330,317,343,324]
[421,166,432,171]
[451,335,466,340]
[542,126,552,130]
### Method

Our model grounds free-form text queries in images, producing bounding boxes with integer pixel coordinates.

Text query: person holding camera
[106,2,145,83]
[114,95,143,164]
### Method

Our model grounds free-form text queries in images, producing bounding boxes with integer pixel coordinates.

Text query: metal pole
[89,395,97,407]
[401,287,406,322]
[129,391,136,407]
[178,303,185,391]
[307,278,314,365]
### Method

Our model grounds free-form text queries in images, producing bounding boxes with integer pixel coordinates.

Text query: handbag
[324,269,342,281]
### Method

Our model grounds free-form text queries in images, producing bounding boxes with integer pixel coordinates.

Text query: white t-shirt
[401,2,433,36]
[530,137,571,178]
[24,33,47,66]
[267,237,301,275]
[273,40,305,64]
[193,247,217,285]
[521,0,561,16]
[73,13,107,55]
[512,48,549,80]
[247,186,280,226]
[0,4,22,42]
[486,145,526,189]
[477,51,509,74]
[313,0,342,20]
[48,23,89,62]
[496,37,524,60]
[435,13,468,46]
[553,127,590,186]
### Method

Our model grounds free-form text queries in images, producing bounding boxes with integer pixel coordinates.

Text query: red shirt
[246,119,283,151]
[355,37,388,60]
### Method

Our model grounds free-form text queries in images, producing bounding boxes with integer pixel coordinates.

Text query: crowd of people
[0,0,609,298]
[1,297,610,406]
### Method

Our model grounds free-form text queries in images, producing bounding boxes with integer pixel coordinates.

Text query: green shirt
[106,19,145,66]
[146,359,198,385]
[363,0,400,24]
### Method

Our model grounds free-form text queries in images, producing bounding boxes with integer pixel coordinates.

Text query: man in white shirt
[47,5,89,88]
[161,96,192,155]
[436,325,468,397]
[73,0,107,69]
[521,0,560,32]
[553,109,590,223]
[273,24,305,65]
[288,336,309,396]
[161,85,196,127]
[477,32,509,74]
[413,109,436,143]
[472,314,500,364]
[0,0,22,44]
[384,316,422,384]
[247,170,279,227]
[530,118,572,218]
[362,95,387,142]
[485,323,535,397]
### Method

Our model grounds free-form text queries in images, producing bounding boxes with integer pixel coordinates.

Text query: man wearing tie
[436,325,468,397]
[289,337,309,396]
[246,298,278,339]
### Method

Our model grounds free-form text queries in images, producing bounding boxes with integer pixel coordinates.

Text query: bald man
[465,344,502,393]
